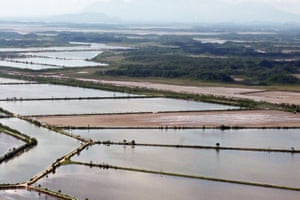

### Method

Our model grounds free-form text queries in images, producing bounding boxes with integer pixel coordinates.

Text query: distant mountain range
[2,0,300,24]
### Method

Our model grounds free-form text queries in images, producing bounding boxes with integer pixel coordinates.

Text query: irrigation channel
[0,81,299,200]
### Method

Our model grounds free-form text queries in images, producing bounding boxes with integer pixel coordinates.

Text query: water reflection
[69,128,300,149]
[0,98,238,116]
[0,133,24,156]
[0,118,79,184]
[0,84,136,100]
[0,189,61,200]
[73,144,300,188]
[36,165,300,200]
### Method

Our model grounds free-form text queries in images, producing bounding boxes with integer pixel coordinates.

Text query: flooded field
[39,110,300,128]
[0,132,24,156]
[0,98,238,116]
[0,189,61,200]
[35,164,300,200]
[69,129,300,149]
[0,118,79,184]
[73,144,300,188]
[0,84,137,100]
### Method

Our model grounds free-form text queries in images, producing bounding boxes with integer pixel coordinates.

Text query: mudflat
[33,110,300,128]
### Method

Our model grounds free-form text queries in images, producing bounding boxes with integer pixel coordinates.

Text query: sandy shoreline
[33,110,300,128]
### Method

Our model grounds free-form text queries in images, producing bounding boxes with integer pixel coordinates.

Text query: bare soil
[34,110,300,128]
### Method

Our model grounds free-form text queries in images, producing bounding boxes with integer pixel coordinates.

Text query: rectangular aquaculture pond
[0,84,138,100]
[68,128,300,150]
[35,164,300,200]
[0,98,239,116]
[73,144,300,188]
[0,132,25,156]
[0,118,79,184]
[0,189,62,200]
[0,77,29,84]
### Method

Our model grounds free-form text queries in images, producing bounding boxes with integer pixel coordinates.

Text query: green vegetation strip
[71,161,300,192]
[0,123,37,164]
[94,141,300,154]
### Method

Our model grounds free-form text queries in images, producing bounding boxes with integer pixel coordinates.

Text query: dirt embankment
[33,110,300,128]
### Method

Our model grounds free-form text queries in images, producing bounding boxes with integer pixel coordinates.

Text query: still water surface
[0,84,136,99]
[69,128,300,149]
[36,165,300,200]
[0,98,238,116]
[0,132,24,156]
[0,189,61,200]
[73,144,300,188]
[0,118,79,184]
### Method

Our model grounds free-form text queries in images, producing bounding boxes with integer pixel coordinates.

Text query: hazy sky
[1,0,300,22]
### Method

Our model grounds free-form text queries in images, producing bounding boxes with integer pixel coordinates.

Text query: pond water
[23,51,102,60]
[0,112,7,117]
[73,144,300,188]
[193,38,249,44]
[35,164,300,200]
[0,60,58,70]
[68,129,300,150]
[193,38,227,44]
[7,57,106,68]
[0,42,130,53]
[0,43,118,69]
[0,132,24,156]
[0,77,29,84]
[0,84,136,100]
[0,118,79,184]
[0,98,238,116]
[0,189,61,200]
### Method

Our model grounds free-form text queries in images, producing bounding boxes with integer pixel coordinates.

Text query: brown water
[73,144,300,188]
[35,165,300,200]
